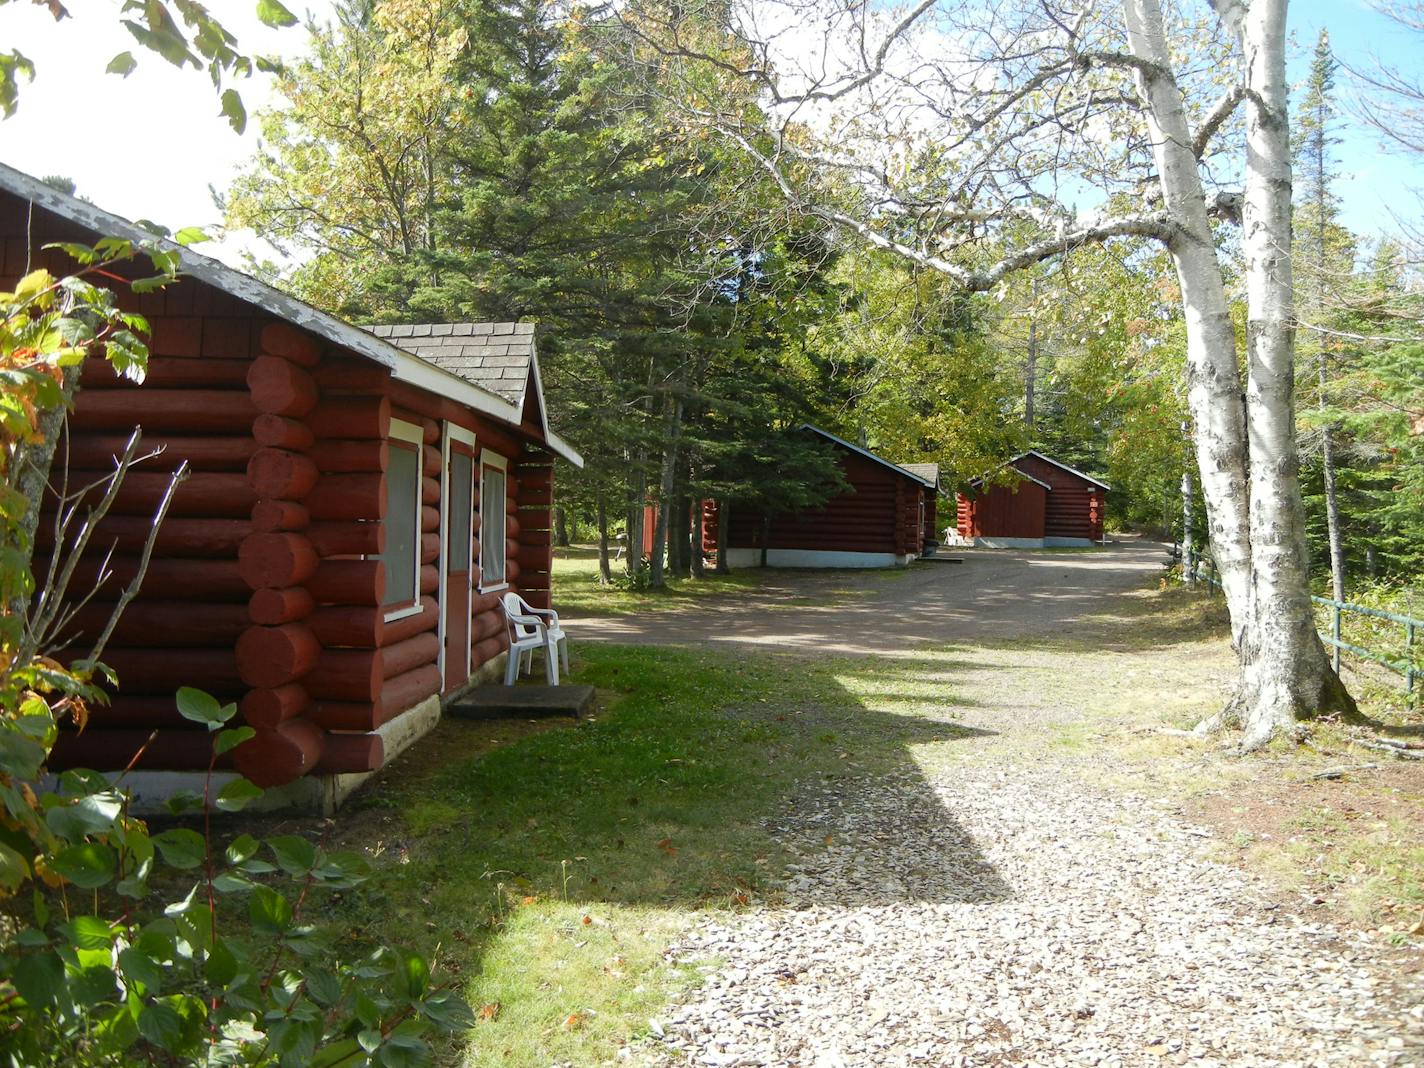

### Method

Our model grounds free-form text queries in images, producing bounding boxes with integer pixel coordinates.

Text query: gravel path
[607,543,1424,1066]
[646,763,1423,1067]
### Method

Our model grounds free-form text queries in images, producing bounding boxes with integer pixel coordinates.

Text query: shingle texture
[365,322,535,404]
[899,462,940,486]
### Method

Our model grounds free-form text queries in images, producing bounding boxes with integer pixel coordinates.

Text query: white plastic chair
[500,592,569,685]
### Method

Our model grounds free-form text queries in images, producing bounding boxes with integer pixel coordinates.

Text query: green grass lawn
[311,642,987,1066]
[549,546,763,615]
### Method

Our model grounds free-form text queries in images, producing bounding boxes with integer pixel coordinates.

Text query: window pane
[449,452,472,571]
[482,466,506,585]
[382,443,420,605]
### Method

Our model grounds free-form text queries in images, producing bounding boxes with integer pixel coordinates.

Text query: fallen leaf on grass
[656,838,678,855]
[562,1012,583,1031]
[479,1002,501,1021]
[582,914,593,925]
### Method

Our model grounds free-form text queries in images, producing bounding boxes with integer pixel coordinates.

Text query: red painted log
[86,697,191,729]
[252,414,315,451]
[239,533,318,590]
[306,649,382,702]
[35,515,249,556]
[82,356,251,390]
[251,499,310,533]
[517,467,553,490]
[504,558,521,585]
[521,590,551,610]
[239,684,310,729]
[64,602,251,648]
[100,648,242,694]
[49,729,232,772]
[56,557,249,602]
[235,623,320,688]
[381,631,439,680]
[473,590,505,615]
[306,474,385,522]
[234,718,326,787]
[247,448,318,499]
[249,586,314,625]
[312,358,388,391]
[421,475,440,505]
[515,546,552,571]
[422,445,441,476]
[63,471,255,518]
[472,634,506,670]
[419,563,438,595]
[520,529,552,547]
[309,663,441,731]
[420,532,439,564]
[70,389,256,433]
[306,521,382,558]
[314,733,384,775]
[248,356,318,417]
[308,395,390,440]
[390,409,440,444]
[516,507,552,529]
[307,604,383,648]
[308,439,388,473]
[259,322,323,367]
[63,434,256,472]
[516,489,551,509]
[421,505,439,532]
[385,596,439,642]
[472,609,504,643]
[309,559,383,605]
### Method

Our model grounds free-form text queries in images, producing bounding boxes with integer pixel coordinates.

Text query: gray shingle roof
[365,322,536,405]
[898,462,940,486]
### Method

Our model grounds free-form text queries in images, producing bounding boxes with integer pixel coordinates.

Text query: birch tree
[617,0,1359,747]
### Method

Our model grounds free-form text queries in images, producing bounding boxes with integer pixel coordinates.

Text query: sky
[0,0,1420,269]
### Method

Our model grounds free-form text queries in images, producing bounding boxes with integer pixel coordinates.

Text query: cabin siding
[954,452,1105,543]
[5,190,564,791]
[956,481,1048,539]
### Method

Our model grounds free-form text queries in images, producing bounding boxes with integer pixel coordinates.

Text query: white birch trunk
[1122,0,1254,647]
[1235,0,1354,746]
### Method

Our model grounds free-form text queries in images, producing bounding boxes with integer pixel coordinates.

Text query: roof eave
[797,424,935,489]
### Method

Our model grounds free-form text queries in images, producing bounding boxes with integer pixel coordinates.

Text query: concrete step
[445,684,596,721]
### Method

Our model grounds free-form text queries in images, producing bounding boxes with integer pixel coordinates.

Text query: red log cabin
[1,164,583,812]
[955,450,1108,548]
[702,426,939,568]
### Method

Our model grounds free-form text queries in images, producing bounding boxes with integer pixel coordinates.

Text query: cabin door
[443,434,477,693]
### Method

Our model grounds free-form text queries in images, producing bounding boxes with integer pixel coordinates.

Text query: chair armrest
[526,606,561,625]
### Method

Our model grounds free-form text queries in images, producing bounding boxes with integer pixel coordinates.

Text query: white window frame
[478,449,509,594]
[381,419,426,623]
[438,424,479,686]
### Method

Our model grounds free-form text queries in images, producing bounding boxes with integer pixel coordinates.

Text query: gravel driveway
[574,542,1424,1066]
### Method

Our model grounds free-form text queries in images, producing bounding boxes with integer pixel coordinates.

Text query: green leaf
[268,835,317,876]
[400,952,430,1000]
[311,1038,365,1067]
[119,946,164,995]
[137,1001,184,1052]
[376,1031,430,1068]
[305,967,342,1007]
[220,87,247,135]
[164,789,203,816]
[212,871,253,894]
[214,727,256,757]
[0,841,29,892]
[62,915,116,950]
[45,791,124,839]
[152,828,206,870]
[106,51,138,77]
[13,950,64,1008]
[70,963,119,1007]
[421,990,476,1032]
[175,686,230,727]
[256,0,299,28]
[224,833,260,865]
[173,226,209,247]
[357,1029,383,1053]
[204,937,239,987]
[213,780,264,808]
[249,884,292,934]
[50,842,117,888]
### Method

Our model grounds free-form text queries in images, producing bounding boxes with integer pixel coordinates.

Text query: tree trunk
[648,395,682,589]
[625,458,646,581]
[715,501,731,574]
[1125,0,1356,746]
[1180,433,1197,584]
[759,515,770,569]
[1319,401,1346,603]
[1235,0,1357,747]
[690,501,706,579]
[596,492,611,585]
[554,504,570,548]
[9,367,79,616]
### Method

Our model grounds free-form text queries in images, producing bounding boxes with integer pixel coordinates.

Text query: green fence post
[1408,621,1416,707]
[1332,602,1341,674]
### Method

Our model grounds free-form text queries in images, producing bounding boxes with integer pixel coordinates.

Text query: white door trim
[438,423,478,691]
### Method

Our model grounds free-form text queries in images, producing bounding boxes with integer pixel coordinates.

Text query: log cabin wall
[5,190,558,790]
[725,452,899,555]
[956,481,1049,539]
[922,488,939,547]
[1011,454,1105,542]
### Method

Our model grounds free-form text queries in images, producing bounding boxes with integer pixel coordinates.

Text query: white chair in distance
[501,592,570,686]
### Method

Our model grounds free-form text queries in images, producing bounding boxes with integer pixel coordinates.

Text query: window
[379,420,423,618]
[479,452,508,590]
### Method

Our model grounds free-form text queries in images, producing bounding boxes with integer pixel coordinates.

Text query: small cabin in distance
[956,450,1108,548]
[0,163,582,813]
[702,426,938,568]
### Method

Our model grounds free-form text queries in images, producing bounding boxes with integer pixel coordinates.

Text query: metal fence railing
[1180,553,1420,705]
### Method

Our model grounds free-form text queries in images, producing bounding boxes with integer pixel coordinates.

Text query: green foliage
[0,689,473,1067]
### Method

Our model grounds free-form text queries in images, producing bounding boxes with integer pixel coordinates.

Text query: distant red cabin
[956,451,1107,547]
[701,426,938,568]
[1,164,583,811]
